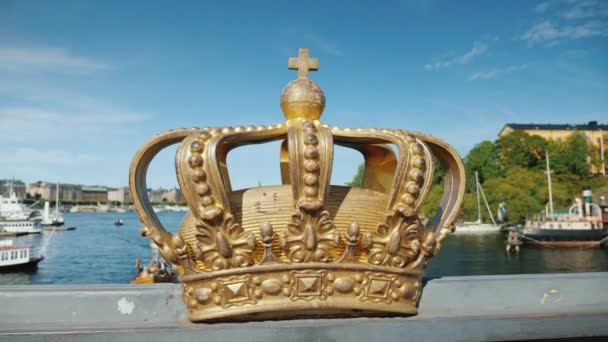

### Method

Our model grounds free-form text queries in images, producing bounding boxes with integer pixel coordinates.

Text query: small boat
[130,272,174,284]
[114,219,124,226]
[454,171,501,234]
[0,240,44,273]
[130,243,174,284]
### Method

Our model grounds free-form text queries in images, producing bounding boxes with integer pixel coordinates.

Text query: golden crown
[129,48,465,322]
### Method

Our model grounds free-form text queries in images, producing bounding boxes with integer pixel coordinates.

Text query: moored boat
[40,183,66,227]
[520,152,608,247]
[0,240,44,272]
[130,242,174,284]
[454,171,502,234]
[0,183,38,222]
[522,189,608,247]
[0,219,43,234]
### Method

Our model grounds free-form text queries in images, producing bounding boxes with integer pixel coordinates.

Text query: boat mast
[478,182,496,225]
[545,150,554,217]
[475,171,481,223]
[55,182,60,216]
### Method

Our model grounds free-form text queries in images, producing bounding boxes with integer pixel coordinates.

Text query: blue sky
[1,0,607,189]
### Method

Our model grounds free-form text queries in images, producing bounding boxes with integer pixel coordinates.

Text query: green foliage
[564,132,590,178]
[464,140,501,192]
[345,164,364,187]
[419,183,444,219]
[346,131,604,224]
[497,131,547,170]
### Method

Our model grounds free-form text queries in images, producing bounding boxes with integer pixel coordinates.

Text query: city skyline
[1,0,607,189]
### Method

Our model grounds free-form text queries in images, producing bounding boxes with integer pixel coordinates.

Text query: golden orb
[280,79,325,120]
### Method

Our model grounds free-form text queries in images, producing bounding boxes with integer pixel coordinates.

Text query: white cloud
[522,1,608,46]
[0,52,146,143]
[535,1,553,13]
[424,41,488,71]
[520,20,608,44]
[0,105,146,142]
[0,148,96,165]
[0,46,109,74]
[468,64,529,81]
[562,0,608,20]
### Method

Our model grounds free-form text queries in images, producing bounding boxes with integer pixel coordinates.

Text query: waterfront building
[108,187,132,203]
[499,121,607,174]
[162,188,184,203]
[147,189,165,203]
[0,180,27,199]
[80,186,108,202]
[27,182,82,202]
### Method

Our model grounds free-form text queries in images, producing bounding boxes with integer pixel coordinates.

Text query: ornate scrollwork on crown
[279,210,340,263]
[362,208,422,268]
[180,124,288,270]
[195,214,256,270]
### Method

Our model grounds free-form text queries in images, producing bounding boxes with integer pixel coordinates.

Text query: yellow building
[499,121,607,174]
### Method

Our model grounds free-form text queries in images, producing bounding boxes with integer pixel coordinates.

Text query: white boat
[164,205,188,212]
[454,171,500,234]
[40,183,65,226]
[0,182,35,221]
[69,204,109,213]
[0,240,44,272]
[41,201,64,226]
[107,205,127,213]
[0,219,43,234]
[521,152,608,247]
[1,182,42,234]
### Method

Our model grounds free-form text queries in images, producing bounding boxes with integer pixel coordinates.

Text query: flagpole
[600,129,605,176]
[475,171,481,223]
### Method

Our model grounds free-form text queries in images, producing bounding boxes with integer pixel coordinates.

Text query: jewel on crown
[129,48,465,322]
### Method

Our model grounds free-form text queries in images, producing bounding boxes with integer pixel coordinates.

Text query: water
[0,212,182,285]
[1,212,607,285]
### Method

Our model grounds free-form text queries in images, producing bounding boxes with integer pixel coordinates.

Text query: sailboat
[41,183,64,227]
[454,171,501,234]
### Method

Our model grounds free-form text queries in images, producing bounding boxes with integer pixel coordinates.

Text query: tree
[482,167,546,223]
[545,139,569,175]
[497,131,547,170]
[346,164,364,187]
[464,140,501,192]
[419,183,444,220]
[563,132,589,179]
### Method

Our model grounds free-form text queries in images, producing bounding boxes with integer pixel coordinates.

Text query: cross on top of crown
[288,48,319,80]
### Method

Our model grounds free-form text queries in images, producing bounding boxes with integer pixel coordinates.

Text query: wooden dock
[0,232,28,237]
[42,226,76,231]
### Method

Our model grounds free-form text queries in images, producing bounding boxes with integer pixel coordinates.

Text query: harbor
[2,1,608,339]
[1,211,607,285]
